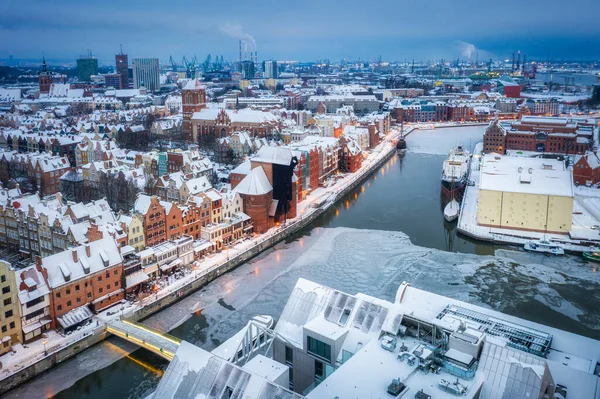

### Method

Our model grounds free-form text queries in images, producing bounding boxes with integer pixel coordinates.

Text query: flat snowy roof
[479,154,573,197]
[282,278,600,399]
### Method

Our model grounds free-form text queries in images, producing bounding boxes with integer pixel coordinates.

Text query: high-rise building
[38,57,52,94]
[132,58,160,92]
[593,84,600,102]
[77,54,98,82]
[263,60,278,79]
[116,51,129,89]
[240,61,255,79]
[104,73,122,89]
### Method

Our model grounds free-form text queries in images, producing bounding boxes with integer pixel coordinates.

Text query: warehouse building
[477,154,573,233]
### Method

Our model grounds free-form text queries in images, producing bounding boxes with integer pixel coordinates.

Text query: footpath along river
[6,126,600,399]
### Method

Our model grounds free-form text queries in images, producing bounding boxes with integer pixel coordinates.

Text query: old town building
[234,167,274,234]
[164,202,183,241]
[0,260,22,354]
[190,108,281,143]
[339,137,363,173]
[41,236,124,331]
[483,116,595,155]
[135,195,167,247]
[573,152,600,186]
[119,213,145,252]
[16,262,51,342]
[182,79,207,142]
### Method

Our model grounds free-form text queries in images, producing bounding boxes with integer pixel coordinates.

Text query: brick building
[230,160,252,190]
[135,195,167,247]
[182,79,208,142]
[573,152,600,185]
[41,236,124,331]
[234,166,274,234]
[0,151,71,196]
[38,58,52,95]
[339,137,363,173]
[164,202,183,241]
[181,199,207,240]
[190,108,281,143]
[167,152,185,174]
[483,116,595,155]
[497,75,521,98]
[483,120,506,153]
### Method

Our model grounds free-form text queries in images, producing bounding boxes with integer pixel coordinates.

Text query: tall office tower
[104,73,122,89]
[77,52,98,82]
[240,60,255,79]
[263,60,278,79]
[132,58,160,92]
[115,48,129,89]
[38,57,52,94]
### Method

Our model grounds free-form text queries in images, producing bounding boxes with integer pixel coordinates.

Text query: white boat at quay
[417,123,435,130]
[523,239,564,255]
[444,199,460,222]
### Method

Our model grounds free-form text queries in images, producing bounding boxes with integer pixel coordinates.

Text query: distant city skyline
[2,0,600,64]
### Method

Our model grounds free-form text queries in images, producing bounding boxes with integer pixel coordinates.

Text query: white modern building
[271,279,600,398]
[147,278,600,398]
[132,58,160,92]
[264,60,278,79]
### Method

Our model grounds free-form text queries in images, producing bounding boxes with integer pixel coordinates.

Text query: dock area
[457,144,600,252]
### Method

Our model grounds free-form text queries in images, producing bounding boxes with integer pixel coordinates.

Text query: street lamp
[43,339,47,356]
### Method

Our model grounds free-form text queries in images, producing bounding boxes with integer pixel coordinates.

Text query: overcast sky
[2,0,599,65]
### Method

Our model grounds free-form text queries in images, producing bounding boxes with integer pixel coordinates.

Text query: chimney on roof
[72,248,78,263]
[35,255,42,268]
[85,244,91,257]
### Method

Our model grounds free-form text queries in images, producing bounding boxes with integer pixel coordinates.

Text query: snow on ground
[406,125,486,155]
[0,322,100,378]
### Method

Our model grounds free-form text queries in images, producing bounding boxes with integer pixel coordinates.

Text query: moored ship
[524,239,564,255]
[396,137,407,150]
[441,146,469,199]
[582,247,600,262]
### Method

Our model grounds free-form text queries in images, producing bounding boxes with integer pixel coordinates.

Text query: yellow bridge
[106,319,181,361]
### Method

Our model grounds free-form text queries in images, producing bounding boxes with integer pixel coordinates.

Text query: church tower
[38,57,52,95]
[182,79,207,142]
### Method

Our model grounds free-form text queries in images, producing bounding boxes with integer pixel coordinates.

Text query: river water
[6,126,600,399]
[535,72,598,86]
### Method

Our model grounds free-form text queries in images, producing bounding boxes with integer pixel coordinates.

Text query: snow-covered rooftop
[234,166,273,196]
[152,341,300,399]
[276,278,600,399]
[479,154,574,198]
[191,108,279,124]
[251,146,294,166]
[42,237,122,289]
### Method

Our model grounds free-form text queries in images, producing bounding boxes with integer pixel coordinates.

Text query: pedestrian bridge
[107,319,181,361]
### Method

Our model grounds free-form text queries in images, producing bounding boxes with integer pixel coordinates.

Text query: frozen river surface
[11,227,599,399]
